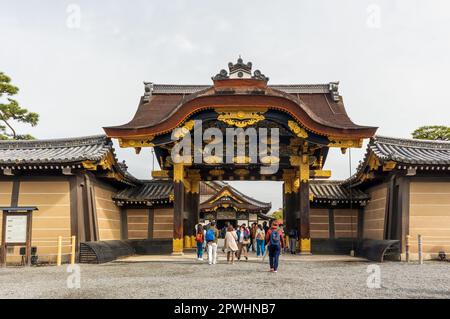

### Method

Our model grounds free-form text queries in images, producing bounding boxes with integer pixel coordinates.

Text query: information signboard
[5,215,28,244]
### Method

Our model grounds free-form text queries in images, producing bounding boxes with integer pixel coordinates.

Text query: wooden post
[296,155,311,254]
[172,163,185,255]
[70,236,76,265]
[26,211,33,267]
[418,234,423,265]
[405,235,411,262]
[1,211,7,268]
[57,236,62,266]
[282,170,296,242]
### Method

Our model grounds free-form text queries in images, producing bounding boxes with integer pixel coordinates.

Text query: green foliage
[0,72,39,140]
[412,125,450,141]
[271,209,283,221]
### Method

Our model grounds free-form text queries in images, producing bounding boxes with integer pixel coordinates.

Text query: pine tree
[0,72,39,140]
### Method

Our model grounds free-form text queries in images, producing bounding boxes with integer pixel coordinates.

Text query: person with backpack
[265,221,284,273]
[205,222,219,265]
[195,224,205,261]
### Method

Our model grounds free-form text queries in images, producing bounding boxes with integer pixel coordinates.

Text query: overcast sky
[1,0,449,211]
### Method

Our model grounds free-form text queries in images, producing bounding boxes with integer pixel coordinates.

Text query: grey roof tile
[310,180,369,201]
[0,135,111,165]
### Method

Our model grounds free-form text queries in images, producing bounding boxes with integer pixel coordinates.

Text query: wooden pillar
[148,208,154,239]
[190,182,200,229]
[173,163,185,254]
[328,208,335,239]
[357,207,364,240]
[283,170,296,233]
[294,155,311,254]
[185,171,200,247]
[120,207,128,240]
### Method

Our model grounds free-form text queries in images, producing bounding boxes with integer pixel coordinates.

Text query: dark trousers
[248,238,254,251]
[268,244,281,271]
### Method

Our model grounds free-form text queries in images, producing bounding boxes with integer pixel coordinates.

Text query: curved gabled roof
[104,83,377,139]
[345,135,450,186]
[200,184,271,212]
[104,59,376,139]
[368,135,450,164]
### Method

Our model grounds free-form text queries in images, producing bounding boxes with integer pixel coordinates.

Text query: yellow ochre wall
[94,184,121,241]
[18,181,72,262]
[127,208,148,239]
[0,181,13,245]
[153,208,173,239]
[310,208,329,238]
[363,184,387,240]
[408,181,450,259]
[334,209,358,238]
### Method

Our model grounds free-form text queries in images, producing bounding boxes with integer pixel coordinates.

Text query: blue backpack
[270,230,281,246]
[205,229,215,242]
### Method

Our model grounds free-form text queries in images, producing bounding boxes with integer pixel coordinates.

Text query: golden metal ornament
[173,162,185,183]
[82,160,98,170]
[204,155,223,164]
[300,238,311,253]
[328,137,363,149]
[152,170,169,179]
[382,161,397,171]
[288,121,308,138]
[233,156,252,164]
[209,169,225,177]
[260,155,280,165]
[234,168,250,177]
[173,120,196,139]
[309,169,332,179]
[217,110,265,128]
[118,136,154,148]
[172,238,184,253]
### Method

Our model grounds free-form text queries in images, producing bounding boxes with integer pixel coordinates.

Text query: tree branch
[0,113,16,138]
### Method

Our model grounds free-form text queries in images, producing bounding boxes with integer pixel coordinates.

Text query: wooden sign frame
[1,207,36,267]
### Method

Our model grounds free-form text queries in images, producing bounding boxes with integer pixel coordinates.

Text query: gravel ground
[1,254,450,299]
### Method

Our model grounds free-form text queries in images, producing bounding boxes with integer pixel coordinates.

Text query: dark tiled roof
[114,180,271,210]
[310,180,369,202]
[104,80,377,139]
[369,135,450,165]
[0,135,139,186]
[345,135,450,186]
[113,180,173,203]
[200,184,271,212]
[0,135,111,165]
[148,83,332,95]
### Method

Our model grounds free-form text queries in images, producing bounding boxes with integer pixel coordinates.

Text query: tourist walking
[236,224,250,261]
[195,224,205,261]
[206,222,219,265]
[265,221,284,272]
[255,224,266,257]
[262,221,269,234]
[287,227,298,254]
[248,223,257,252]
[223,224,238,264]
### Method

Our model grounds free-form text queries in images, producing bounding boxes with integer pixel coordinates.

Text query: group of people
[195,220,294,273]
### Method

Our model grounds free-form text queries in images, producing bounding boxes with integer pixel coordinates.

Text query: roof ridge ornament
[212,57,269,82]
[143,82,154,102]
[328,81,340,102]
